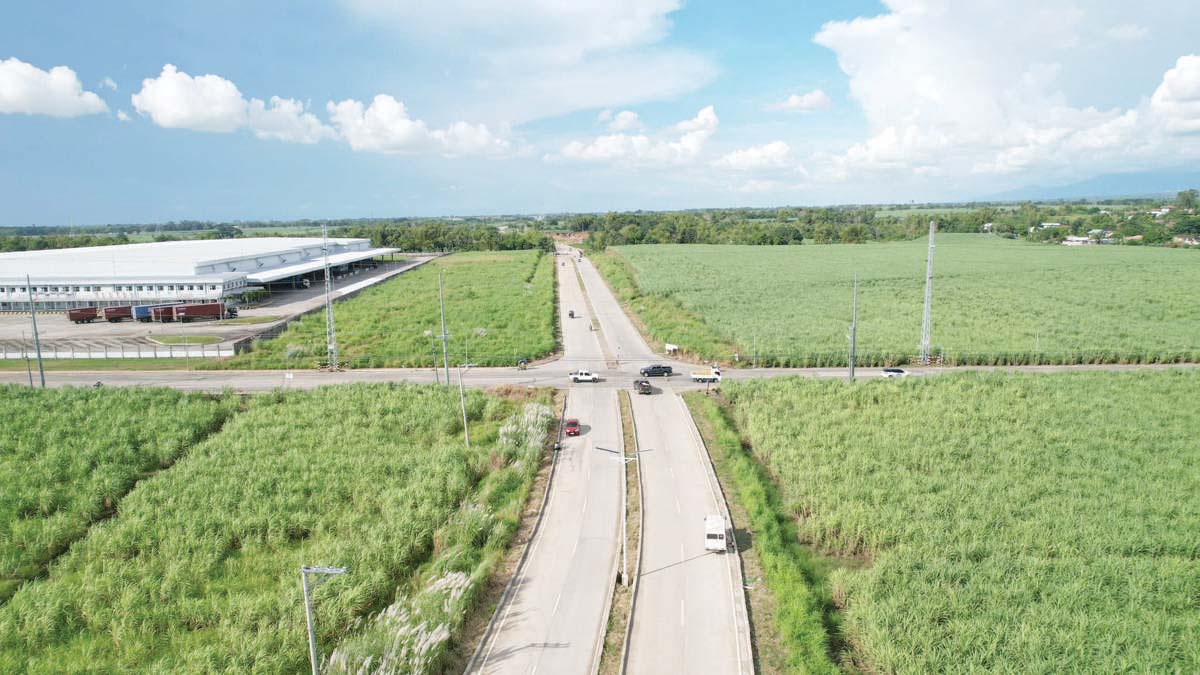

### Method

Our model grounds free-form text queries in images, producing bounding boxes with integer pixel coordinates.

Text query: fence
[1,343,233,360]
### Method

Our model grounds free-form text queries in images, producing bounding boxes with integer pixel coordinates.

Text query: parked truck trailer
[67,307,99,324]
[103,305,133,322]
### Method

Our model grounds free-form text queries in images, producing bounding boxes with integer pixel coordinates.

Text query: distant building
[1123,235,1144,242]
[0,237,395,311]
[1172,235,1199,246]
[982,222,994,232]
[1062,236,1094,246]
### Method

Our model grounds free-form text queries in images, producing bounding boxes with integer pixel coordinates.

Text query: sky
[2,0,1200,226]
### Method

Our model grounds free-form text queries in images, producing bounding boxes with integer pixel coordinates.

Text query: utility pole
[919,221,936,365]
[321,223,339,370]
[26,275,45,388]
[457,365,471,447]
[438,272,450,386]
[849,272,858,382]
[300,565,346,675]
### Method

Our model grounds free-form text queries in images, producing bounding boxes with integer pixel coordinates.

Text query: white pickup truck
[569,369,600,383]
[690,366,722,383]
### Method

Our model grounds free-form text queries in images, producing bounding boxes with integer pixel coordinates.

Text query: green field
[697,371,1200,672]
[0,387,235,601]
[0,383,553,673]
[598,235,1200,366]
[217,250,556,369]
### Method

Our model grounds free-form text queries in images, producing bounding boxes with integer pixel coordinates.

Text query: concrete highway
[625,388,753,673]
[469,251,623,674]
[571,247,753,674]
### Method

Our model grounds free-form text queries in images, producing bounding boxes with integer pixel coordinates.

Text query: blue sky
[2,0,1199,226]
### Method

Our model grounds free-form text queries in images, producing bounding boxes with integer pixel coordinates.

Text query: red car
[564,418,581,436]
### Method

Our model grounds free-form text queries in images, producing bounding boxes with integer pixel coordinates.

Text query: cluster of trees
[336,220,553,252]
[0,233,133,252]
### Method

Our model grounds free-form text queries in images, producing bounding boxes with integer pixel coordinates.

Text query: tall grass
[721,370,1200,672]
[602,236,1200,366]
[0,384,551,673]
[217,250,556,369]
[0,386,235,602]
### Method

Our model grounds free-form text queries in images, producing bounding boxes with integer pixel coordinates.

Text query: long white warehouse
[0,237,397,310]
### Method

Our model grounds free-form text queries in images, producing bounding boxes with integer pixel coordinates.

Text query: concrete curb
[464,393,568,674]
[618,390,646,675]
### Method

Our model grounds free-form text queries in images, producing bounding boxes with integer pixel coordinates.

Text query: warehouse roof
[245,248,399,283]
[0,238,382,280]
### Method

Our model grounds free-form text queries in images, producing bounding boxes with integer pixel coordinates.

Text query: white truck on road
[704,515,728,552]
[569,369,600,383]
[691,365,722,383]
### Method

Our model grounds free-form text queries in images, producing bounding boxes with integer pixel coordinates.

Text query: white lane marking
[571,538,578,557]
[669,466,675,480]
[582,495,588,514]
[680,542,685,560]
[552,592,562,616]
[675,498,681,514]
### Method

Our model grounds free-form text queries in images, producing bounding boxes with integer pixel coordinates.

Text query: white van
[704,515,727,552]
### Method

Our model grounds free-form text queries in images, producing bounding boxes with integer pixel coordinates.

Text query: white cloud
[116,110,130,122]
[248,96,336,144]
[1150,54,1200,134]
[809,1,1200,188]
[0,57,107,117]
[326,94,508,156]
[1106,23,1149,42]
[770,89,831,113]
[550,105,717,167]
[607,110,642,131]
[131,64,336,144]
[713,141,793,171]
[100,76,118,91]
[132,64,247,132]
[340,1,714,125]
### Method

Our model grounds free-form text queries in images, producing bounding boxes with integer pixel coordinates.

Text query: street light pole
[300,565,347,675]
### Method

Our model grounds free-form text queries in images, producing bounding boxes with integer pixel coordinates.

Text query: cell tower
[919,220,935,364]
[322,222,339,370]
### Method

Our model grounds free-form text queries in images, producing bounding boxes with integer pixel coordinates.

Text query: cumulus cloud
[248,96,336,144]
[549,105,717,166]
[0,57,108,117]
[809,0,1200,186]
[326,94,508,156]
[116,110,130,122]
[131,64,334,144]
[131,65,247,132]
[607,110,642,131]
[713,141,793,171]
[770,89,831,112]
[99,76,117,91]
[1150,54,1200,134]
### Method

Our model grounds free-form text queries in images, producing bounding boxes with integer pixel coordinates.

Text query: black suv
[639,364,673,377]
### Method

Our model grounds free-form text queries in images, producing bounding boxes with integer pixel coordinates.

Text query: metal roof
[0,237,376,281]
[245,248,399,283]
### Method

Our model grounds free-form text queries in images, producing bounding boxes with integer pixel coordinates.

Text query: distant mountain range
[981,168,1200,202]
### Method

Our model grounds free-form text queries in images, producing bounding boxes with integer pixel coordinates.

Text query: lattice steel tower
[322,222,339,369]
[919,220,935,364]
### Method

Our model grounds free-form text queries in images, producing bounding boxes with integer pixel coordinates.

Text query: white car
[569,369,600,383]
[704,515,728,552]
[881,367,908,378]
